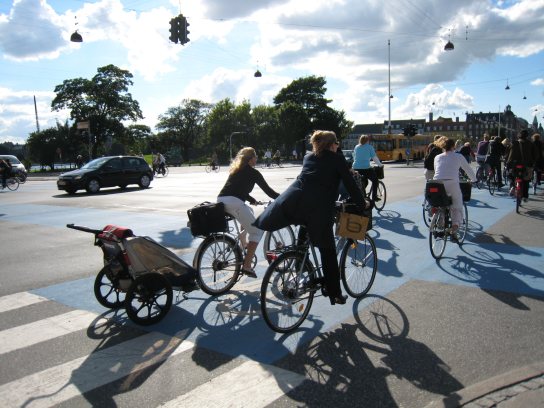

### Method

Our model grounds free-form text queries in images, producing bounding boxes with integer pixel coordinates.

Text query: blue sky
[1,0,543,144]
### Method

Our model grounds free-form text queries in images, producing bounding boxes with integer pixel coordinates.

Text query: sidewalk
[425,362,544,407]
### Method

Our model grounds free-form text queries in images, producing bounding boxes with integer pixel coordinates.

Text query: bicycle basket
[425,182,451,207]
[187,201,228,236]
[374,166,384,180]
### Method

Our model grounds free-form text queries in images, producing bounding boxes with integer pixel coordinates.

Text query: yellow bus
[368,134,433,161]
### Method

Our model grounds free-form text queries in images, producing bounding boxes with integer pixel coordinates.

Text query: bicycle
[426,181,469,259]
[260,205,377,333]
[0,177,19,191]
[205,162,220,173]
[357,166,386,211]
[512,164,526,214]
[486,164,499,195]
[153,165,169,177]
[474,158,490,190]
[191,203,295,295]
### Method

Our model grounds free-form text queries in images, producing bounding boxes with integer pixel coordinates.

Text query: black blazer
[254,150,365,248]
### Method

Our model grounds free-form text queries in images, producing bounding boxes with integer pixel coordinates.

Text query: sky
[1,0,543,144]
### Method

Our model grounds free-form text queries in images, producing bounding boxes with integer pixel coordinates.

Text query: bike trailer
[425,182,451,207]
[123,236,198,290]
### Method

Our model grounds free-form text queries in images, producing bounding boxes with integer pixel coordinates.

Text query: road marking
[0,292,48,313]
[0,331,195,408]
[0,310,105,355]
[158,360,305,408]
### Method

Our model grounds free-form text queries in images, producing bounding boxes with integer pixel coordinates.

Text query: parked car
[57,156,153,195]
[0,155,27,178]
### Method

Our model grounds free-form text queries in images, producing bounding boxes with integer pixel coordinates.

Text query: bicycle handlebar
[66,223,103,235]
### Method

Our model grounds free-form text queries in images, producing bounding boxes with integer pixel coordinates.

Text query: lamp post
[388,39,391,134]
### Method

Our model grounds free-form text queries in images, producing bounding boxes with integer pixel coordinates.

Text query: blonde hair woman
[217,147,279,277]
[255,130,366,305]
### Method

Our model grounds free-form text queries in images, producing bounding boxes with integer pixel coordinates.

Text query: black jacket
[254,150,365,248]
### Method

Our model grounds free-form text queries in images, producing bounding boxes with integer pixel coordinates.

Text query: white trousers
[441,179,464,227]
[217,196,263,242]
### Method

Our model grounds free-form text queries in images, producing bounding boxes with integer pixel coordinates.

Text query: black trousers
[356,168,378,201]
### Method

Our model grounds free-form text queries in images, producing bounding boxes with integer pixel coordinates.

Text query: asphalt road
[0,162,543,407]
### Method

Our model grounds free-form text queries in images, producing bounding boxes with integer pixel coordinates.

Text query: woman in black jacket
[254,130,366,305]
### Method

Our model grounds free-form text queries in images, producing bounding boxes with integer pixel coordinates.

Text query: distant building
[465,105,522,140]
[425,113,466,140]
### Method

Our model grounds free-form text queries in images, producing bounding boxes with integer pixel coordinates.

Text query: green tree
[26,121,81,170]
[156,99,211,161]
[124,124,153,155]
[51,64,143,157]
[276,101,311,149]
[274,75,330,121]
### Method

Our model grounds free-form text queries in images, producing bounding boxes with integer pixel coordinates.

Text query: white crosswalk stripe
[0,291,305,407]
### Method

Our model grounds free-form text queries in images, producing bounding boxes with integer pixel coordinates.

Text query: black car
[57,156,153,195]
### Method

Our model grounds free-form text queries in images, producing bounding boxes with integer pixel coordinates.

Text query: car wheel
[138,174,151,189]
[86,178,101,193]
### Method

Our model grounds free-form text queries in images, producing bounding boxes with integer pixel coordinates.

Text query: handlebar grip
[66,223,102,235]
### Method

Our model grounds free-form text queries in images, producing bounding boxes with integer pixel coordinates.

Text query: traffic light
[169,17,179,43]
[403,124,417,137]
[182,17,190,45]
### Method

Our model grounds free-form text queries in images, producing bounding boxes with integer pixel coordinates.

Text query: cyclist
[263,148,272,167]
[476,133,490,165]
[352,134,383,202]
[507,129,536,201]
[273,149,281,166]
[485,136,505,188]
[211,152,218,170]
[254,130,366,306]
[217,147,279,278]
[433,136,476,242]
[0,158,12,189]
[423,135,443,181]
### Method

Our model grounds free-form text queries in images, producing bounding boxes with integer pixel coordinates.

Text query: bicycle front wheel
[205,165,211,173]
[475,167,484,189]
[457,203,469,245]
[429,210,447,259]
[263,225,296,261]
[260,251,314,333]
[195,235,243,295]
[374,181,386,211]
[340,234,377,298]
[6,178,19,191]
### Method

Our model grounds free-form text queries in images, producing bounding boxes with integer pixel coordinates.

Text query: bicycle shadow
[374,209,426,239]
[271,295,463,407]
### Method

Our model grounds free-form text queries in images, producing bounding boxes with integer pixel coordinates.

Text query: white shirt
[434,151,476,182]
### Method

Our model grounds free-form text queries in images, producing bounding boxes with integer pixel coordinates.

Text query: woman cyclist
[433,136,476,241]
[217,147,279,277]
[352,134,383,202]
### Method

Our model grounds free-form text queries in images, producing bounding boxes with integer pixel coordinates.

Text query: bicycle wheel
[339,234,377,298]
[205,165,211,173]
[533,170,538,195]
[422,199,432,228]
[374,181,386,211]
[94,266,126,308]
[457,203,469,245]
[195,234,243,295]
[125,273,172,326]
[162,166,169,177]
[214,165,220,173]
[515,179,522,214]
[429,209,447,259]
[260,251,314,333]
[263,225,296,260]
[6,178,19,191]
[475,167,484,189]
[487,168,496,195]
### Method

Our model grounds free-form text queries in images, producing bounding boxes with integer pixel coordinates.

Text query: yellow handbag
[336,211,369,240]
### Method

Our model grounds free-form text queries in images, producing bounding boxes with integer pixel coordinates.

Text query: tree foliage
[50,64,143,157]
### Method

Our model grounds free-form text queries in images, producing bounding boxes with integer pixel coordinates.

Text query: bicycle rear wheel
[487,169,496,195]
[429,209,447,259]
[195,235,242,295]
[422,199,432,228]
[515,179,522,214]
[205,165,211,173]
[339,234,377,298]
[260,251,314,333]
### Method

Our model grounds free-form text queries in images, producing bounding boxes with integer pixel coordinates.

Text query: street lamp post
[388,39,391,134]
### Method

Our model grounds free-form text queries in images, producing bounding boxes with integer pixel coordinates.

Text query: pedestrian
[264,148,272,167]
[217,147,279,277]
[433,137,477,242]
[352,134,383,202]
[254,130,366,305]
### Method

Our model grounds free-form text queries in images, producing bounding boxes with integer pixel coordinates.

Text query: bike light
[265,251,278,261]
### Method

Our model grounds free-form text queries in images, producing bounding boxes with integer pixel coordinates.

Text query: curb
[424,362,544,408]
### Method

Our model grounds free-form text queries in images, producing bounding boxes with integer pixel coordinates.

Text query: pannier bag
[374,165,384,180]
[187,201,228,236]
[460,181,471,202]
[425,182,451,207]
